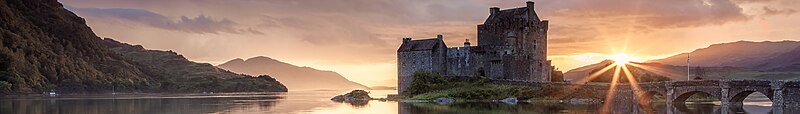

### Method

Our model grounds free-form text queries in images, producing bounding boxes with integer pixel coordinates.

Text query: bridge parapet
[441,76,800,110]
[727,80,771,87]
[669,80,721,87]
[782,80,800,88]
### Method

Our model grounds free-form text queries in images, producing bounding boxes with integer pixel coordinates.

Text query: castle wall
[476,14,550,81]
[471,46,507,79]
[446,47,475,76]
[397,51,433,95]
[397,2,554,95]
[431,42,448,75]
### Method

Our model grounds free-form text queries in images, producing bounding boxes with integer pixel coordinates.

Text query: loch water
[0,90,776,114]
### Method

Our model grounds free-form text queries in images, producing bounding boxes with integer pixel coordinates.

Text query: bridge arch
[638,91,666,112]
[673,91,721,105]
[729,91,773,106]
[638,91,666,104]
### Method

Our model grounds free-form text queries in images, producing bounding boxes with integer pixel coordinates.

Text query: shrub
[406,71,447,96]
[0,81,11,91]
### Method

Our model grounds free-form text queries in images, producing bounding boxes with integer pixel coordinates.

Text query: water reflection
[0,90,788,114]
[400,102,600,114]
[0,93,283,114]
[399,102,778,114]
[333,100,369,108]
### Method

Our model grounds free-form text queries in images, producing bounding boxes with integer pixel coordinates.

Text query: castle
[397,1,553,95]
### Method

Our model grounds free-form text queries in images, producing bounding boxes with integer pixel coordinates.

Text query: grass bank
[404,71,597,101]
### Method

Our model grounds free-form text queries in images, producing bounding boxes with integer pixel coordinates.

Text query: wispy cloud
[64,5,260,34]
[763,6,796,16]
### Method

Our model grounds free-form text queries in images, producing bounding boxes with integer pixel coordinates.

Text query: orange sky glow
[59,0,800,86]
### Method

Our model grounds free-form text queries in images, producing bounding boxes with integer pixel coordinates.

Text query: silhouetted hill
[103,39,287,92]
[566,41,800,83]
[564,60,612,83]
[649,41,800,70]
[369,86,397,90]
[0,0,285,94]
[564,60,759,84]
[218,56,368,91]
[756,46,800,71]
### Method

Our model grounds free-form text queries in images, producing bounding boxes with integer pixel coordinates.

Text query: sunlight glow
[599,53,649,112]
[600,65,623,113]
[608,53,639,65]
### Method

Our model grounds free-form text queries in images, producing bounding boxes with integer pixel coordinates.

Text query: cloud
[539,0,749,29]
[763,6,797,16]
[64,5,256,34]
[256,15,387,46]
[733,0,777,4]
[57,0,798,81]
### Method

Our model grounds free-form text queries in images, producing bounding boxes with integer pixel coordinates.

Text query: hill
[566,41,800,83]
[0,0,286,94]
[103,39,286,92]
[218,56,368,91]
[564,60,762,84]
[649,41,800,70]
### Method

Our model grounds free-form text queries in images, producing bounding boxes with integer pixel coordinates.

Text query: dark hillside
[0,0,286,94]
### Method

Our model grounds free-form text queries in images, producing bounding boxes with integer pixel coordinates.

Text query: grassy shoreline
[404,71,721,103]
[404,71,597,101]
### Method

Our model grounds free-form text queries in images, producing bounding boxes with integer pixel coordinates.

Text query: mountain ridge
[218,56,369,91]
[649,40,800,69]
[565,40,800,83]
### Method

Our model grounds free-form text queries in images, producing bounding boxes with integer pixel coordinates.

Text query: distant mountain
[218,56,368,91]
[103,39,287,92]
[755,46,800,71]
[564,60,615,83]
[565,60,691,84]
[0,0,285,94]
[564,60,763,83]
[649,41,800,70]
[566,41,800,83]
[369,86,397,90]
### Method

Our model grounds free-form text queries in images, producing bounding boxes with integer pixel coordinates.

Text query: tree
[693,67,705,80]
[405,71,446,96]
[550,66,564,82]
[0,81,11,92]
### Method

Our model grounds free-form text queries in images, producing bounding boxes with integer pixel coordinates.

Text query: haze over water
[0,90,774,114]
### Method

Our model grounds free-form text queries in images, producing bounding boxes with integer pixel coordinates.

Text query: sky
[59,0,800,86]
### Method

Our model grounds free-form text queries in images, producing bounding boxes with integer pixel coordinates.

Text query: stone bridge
[481,78,800,113]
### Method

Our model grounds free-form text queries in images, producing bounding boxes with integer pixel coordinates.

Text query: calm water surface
[0,90,775,114]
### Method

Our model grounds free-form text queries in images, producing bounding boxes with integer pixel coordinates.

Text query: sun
[608,54,639,65]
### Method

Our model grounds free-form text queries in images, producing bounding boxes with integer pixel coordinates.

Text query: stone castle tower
[477,1,550,81]
[397,1,551,95]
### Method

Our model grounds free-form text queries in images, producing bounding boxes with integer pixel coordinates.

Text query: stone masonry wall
[397,51,433,95]
[446,47,475,76]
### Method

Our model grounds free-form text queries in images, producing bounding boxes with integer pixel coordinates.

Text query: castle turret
[464,39,471,48]
[526,1,540,21]
[402,37,412,43]
[490,7,499,15]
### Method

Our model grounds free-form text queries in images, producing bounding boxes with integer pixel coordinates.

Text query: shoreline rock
[331,90,371,102]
